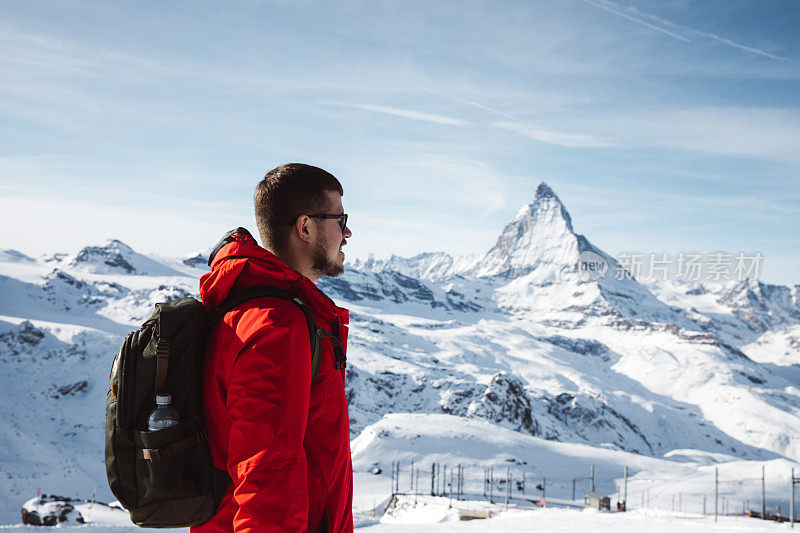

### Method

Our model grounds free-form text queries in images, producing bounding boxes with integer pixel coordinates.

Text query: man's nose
[343,225,352,238]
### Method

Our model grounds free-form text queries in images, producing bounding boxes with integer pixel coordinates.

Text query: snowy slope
[0,241,203,523]
[1,181,799,525]
[742,324,800,366]
[351,413,797,513]
[645,277,800,347]
[0,317,120,524]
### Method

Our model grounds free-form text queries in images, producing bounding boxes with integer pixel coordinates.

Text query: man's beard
[311,234,345,278]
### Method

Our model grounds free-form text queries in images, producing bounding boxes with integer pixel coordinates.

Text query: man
[193,163,353,532]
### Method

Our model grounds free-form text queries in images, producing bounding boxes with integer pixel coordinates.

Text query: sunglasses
[290,213,348,232]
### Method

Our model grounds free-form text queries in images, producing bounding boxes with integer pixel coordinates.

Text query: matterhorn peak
[533,181,573,231]
[461,181,696,327]
[535,181,556,199]
[467,181,577,278]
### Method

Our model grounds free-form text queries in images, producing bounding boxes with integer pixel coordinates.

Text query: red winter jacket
[191,231,353,533]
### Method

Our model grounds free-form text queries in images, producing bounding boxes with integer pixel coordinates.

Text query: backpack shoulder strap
[316,328,346,370]
[211,286,321,384]
[153,297,205,395]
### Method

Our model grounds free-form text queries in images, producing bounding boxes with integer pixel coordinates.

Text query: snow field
[360,505,792,532]
[0,505,788,532]
[350,414,800,521]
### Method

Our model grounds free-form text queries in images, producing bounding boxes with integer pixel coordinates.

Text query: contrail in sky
[691,30,790,61]
[579,0,690,42]
[580,0,791,61]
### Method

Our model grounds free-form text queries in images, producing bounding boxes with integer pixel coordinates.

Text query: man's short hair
[255,163,344,254]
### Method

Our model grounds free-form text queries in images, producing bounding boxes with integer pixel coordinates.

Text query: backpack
[105,275,345,527]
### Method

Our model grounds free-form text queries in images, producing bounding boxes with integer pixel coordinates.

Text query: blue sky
[1,0,798,284]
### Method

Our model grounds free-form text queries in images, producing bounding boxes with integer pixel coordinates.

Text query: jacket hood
[199,228,348,326]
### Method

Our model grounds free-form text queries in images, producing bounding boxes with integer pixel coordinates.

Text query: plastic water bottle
[147,393,180,431]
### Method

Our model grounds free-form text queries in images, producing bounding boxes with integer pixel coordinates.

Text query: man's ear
[295,215,313,244]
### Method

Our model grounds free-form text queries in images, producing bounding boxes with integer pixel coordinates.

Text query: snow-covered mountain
[1,182,799,522]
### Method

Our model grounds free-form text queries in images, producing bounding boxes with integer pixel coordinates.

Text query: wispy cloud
[493,121,612,148]
[327,102,469,126]
[420,87,520,121]
[579,0,791,61]
[0,24,173,83]
[491,106,800,162]
[421,88,614,149]
[496,105,800,162]
[606,107,800,163]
